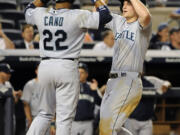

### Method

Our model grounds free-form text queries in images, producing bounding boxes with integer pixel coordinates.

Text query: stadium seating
[3,29,22,41]
[0,10,25,21]
[166,1,180,7]
[0,10,25,29]
[0,1,17,10]
[18,19,26,29]
[148,0,180,7]
[0,19,15,29]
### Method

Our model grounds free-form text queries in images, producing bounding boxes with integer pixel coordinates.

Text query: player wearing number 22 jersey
[24,0,112,135]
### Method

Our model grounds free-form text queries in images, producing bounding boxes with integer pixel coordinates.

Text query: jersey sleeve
[105,13,114,29]
[145,76,168,94]
[21,82,32,104]
[24,3,40,25]
[105,13,124,31]
[78,10,100,29]
[138,20,152,40]
[93,90,102,106]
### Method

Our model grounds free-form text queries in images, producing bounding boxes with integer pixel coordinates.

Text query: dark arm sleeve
[97,5,112,29]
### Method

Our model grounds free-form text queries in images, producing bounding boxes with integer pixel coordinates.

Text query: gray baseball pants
[26,59,80,135]
[71,120,93,135]
[124,118,153,135]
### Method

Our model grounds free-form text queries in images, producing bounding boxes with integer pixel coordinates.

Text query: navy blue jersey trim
[97,5,112,29]
[24,2,36,14]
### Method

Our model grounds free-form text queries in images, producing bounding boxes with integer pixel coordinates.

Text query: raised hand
[90,79,98,90]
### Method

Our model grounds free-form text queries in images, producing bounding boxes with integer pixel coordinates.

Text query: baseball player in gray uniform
[24,0,112,135]
[21,63,40,128]
[21,63,51,135]
[99,0,152,135]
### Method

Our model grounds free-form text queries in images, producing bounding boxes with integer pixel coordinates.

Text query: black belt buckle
[109,73,118,78]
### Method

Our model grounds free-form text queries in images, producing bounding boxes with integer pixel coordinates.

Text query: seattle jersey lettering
[44,16,64,26]
[115,30,135,41]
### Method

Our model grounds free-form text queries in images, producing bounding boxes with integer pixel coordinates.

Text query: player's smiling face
[122,1,138,20]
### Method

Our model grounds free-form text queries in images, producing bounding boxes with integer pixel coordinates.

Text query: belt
[109,72,141,79]
[42,57,75,61]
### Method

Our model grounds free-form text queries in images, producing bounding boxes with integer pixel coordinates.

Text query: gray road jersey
[25,7,99,58]
[105,14,152,73]
[21,79,40,117]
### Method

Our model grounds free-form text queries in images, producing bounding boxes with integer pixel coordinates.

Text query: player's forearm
[24,103,33,122]
[130,0,151,27]
[102,0,108,5]
[130,0,150,17]
[33,0,44,7]
[2,33,15,49]
[95,0,107,8]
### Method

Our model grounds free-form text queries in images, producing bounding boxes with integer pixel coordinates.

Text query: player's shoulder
[25,78,36,87]
[35,7,47,10]
[32,7,48,13]
[110,13,125,24]
[111,13,124,20]
[70,9,92,15]
[53,9,90,17]
[73,9,90,12]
